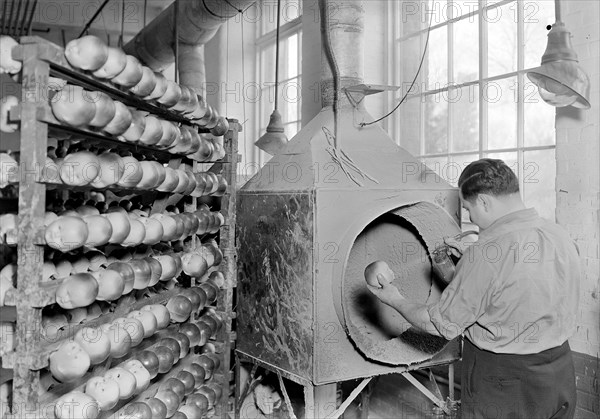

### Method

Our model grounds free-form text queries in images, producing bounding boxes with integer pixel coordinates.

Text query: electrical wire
[226,19,230,117]
[274,0,282,111]
[241,16,249,176]
[0,1,7,35]
[173,0,179,84]
[99,3,109,45]
[18,0,31,37]
[6,0,16,36]
[119,0,125,48]
[359,5,434,127]
[222,0,256,15]
[25,0,37,36]
[78,0,111,38]
[143,0,147,27]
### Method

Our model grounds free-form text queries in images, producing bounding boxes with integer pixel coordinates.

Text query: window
[392,0,556,220]
[255,0,303,166]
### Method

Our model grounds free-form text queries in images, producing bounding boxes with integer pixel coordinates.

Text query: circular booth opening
[340,202,461,365]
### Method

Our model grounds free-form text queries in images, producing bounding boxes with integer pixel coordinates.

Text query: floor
[238,363,462,419]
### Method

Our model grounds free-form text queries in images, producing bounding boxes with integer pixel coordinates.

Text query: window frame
[255,12,303,167]
[390,0,556,197]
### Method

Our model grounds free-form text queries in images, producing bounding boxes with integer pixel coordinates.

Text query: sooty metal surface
[237,193,314,378]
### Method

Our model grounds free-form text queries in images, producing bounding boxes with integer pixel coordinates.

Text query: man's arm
[368,274,441,336]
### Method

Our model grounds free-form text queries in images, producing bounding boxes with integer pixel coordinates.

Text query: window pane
[260,86,274,130]
[449,153,479,186]
[261,44,276,85]
[428,0,450,23]
[524,89,555,146]
[487,3,518,77]
[297,30,302,75]
[399,97,421,155]
[453,14,479,84]
[284,33,300,80]
[422,156,450,182]
[281,77,300,122]
[399,35,425,90]
[453,0,479,18]
[282,0,302,22]
[425,93,449,154]
[451,85,479,152]
[487,77,517,150]
[283,122,300,139]
[523,149,556,220]
[261,1,277,35]
[427,27,448,89]
[524,1,555,69]
[484,151,518,177]
[261,0,302,36]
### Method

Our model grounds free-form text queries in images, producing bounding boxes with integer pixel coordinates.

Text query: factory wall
[555,1,600,417]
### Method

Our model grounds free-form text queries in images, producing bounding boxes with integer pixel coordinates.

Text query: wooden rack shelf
[3,36,239,419]
[13,37,208,128]
[9,102,219,164]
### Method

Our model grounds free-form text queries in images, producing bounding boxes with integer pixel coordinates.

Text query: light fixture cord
[79,0,111,38]
[274,0,282,110]
[554,0,562,22]
[143,0,148,26]
[241,14,249,175]
[119,0,125,48]
[174,0,179,84]
[359,3,433,127]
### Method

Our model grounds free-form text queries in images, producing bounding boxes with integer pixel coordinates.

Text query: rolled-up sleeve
[428,246,496,340]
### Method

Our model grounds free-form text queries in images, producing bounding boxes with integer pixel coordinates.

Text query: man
[366,158,580,419]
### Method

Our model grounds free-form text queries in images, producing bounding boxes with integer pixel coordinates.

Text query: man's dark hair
[458,158,520,202]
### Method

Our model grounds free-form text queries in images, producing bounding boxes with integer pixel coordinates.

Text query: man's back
[462,208,581,353]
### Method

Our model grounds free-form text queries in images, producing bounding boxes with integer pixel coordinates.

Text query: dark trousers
[460,339,576,419]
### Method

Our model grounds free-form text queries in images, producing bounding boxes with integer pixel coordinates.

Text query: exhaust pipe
[320,0,364,108]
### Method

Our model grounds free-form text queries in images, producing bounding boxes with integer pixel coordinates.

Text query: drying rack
[0,36,239,419]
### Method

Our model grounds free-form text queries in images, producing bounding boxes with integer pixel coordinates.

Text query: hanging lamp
[526,0,590,109]
[254,0,288,156]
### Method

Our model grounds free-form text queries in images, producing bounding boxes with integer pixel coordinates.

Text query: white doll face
[104,367,136,399]
[0,36,22,75]
[123,359,151,393]
[48,341,91,382]
[85,376,120,411]
[54,391,100,419]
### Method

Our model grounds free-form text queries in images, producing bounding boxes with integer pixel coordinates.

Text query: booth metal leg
[448,363,455,402]
[234,354,241,419]
[304,383,337,419]
[359,379,374,419]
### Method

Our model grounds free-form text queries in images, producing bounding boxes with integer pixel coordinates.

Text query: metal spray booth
[236,1,463,416]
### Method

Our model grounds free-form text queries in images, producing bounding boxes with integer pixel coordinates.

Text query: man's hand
[444,232,478,257]
[366,273,441,336]
[366,273,405,307]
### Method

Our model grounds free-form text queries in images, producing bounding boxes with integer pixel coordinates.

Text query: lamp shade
[527,22,590,109]
[254,109,289,156]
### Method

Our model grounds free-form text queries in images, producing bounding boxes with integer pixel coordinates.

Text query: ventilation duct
[124,0,254,90]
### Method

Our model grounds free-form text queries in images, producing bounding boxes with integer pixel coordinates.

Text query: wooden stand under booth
[0,36,239,419]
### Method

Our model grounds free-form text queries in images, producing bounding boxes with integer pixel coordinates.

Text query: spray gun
[431,230,479,283]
